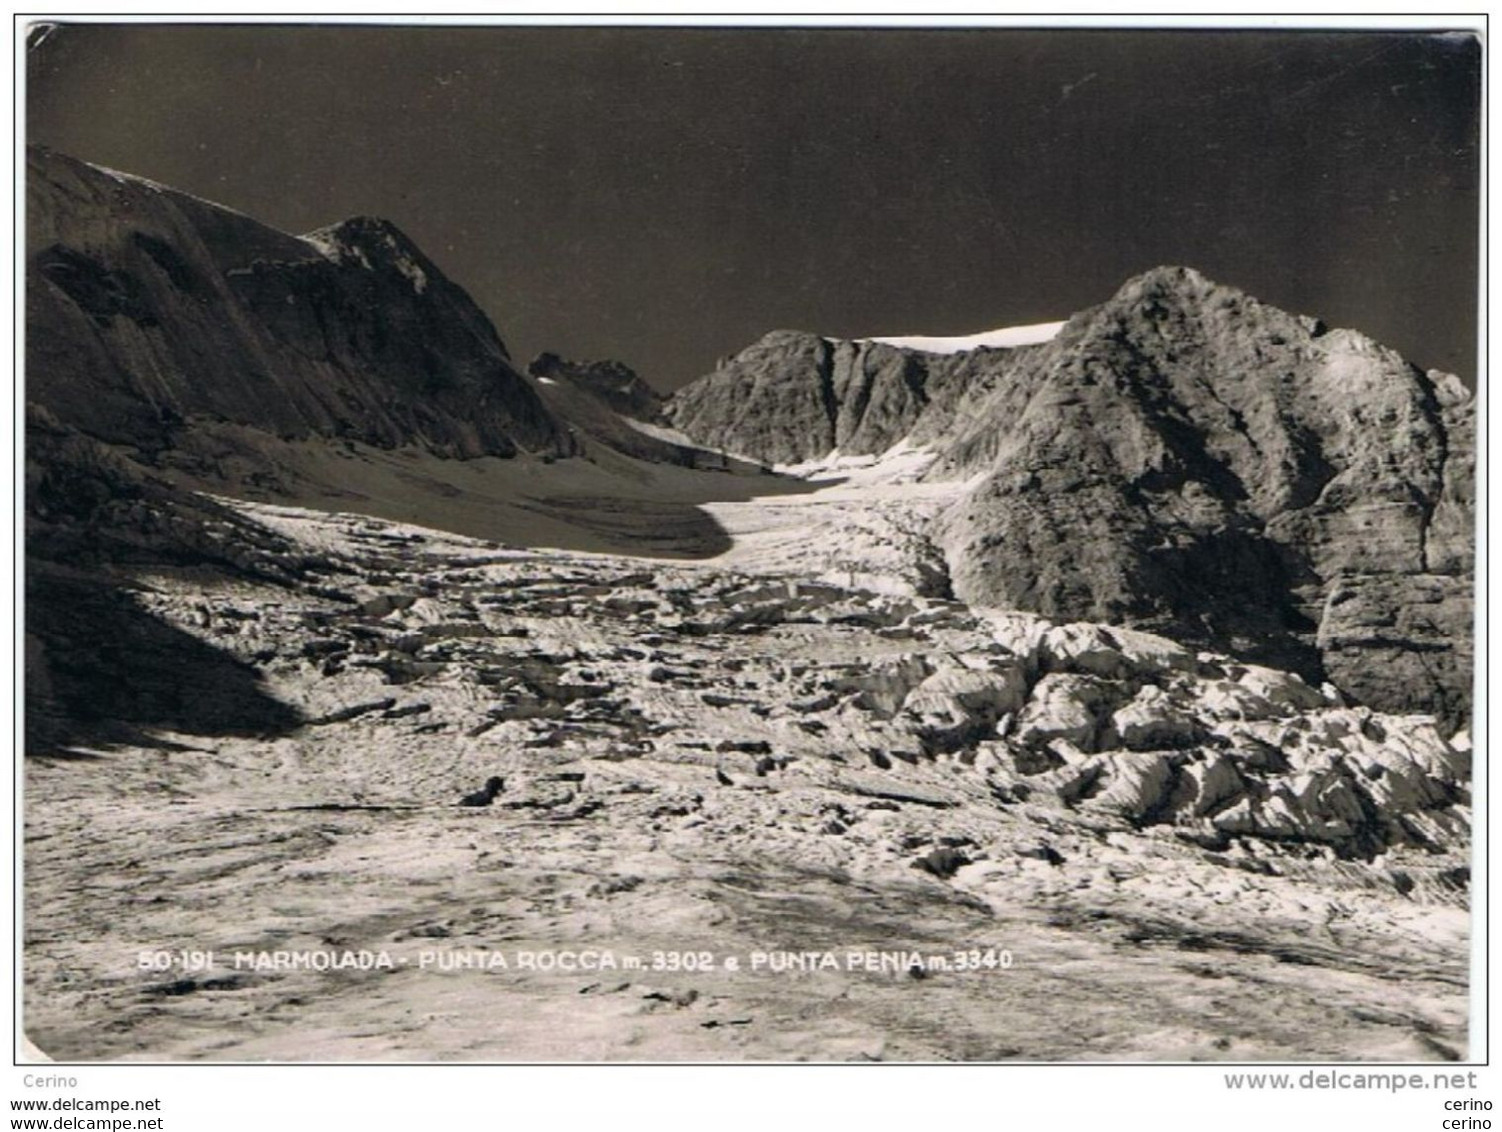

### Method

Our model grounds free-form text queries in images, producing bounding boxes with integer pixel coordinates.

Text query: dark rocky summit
[27,146,571,461]
[524,352,706,467]
[665,330,1014,465]
[663,321,1050,467]
[667,268,1474,727]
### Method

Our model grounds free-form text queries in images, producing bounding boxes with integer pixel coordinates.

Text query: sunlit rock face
[668,267,1474,726]
[934,267,1472,729]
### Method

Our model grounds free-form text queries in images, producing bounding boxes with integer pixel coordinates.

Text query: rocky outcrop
[665,330,1025,464]
[528,353,665,422]
[27,146,571,460]
[525,352,708,467]
[665,330,842,463]
[666,267,1475,726]
[971,611,1468,859]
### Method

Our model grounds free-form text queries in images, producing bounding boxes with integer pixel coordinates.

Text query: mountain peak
[1126,263,1212,287]
[1107,264,1222,305]
[27,150,568,459]
[665,269,1473,724]
[1087,264,1335,342]
[302,216,433,291]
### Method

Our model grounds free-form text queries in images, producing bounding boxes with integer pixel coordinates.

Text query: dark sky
[27,24,1482,390]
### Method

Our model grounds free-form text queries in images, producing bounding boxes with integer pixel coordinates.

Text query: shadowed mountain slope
[27,146,572,461]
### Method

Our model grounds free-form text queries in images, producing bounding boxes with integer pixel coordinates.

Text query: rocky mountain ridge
[524,351,709,468]
[27,146,571,462]
[666,328,1022,466]
[24,152,1476,727]
[666,268,1475,727]
[529,352,666,422]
